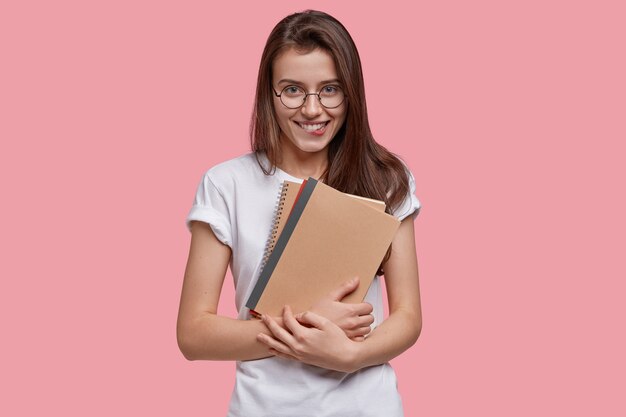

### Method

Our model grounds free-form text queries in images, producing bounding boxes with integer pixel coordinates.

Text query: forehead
[272,47,338,85]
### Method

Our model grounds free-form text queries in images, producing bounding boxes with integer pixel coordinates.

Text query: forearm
[256,219,422,372]
[349,217,423,371]
[177,313,277,361]
[351,308,421,371]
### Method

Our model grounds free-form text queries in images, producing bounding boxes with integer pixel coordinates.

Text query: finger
[296,310,331,329]
[262,314,298,347]
[344,324,372,338]
[294,314,314,328]
[353,302,374,316]
[282,305,306,338]
[327,277,359,301]
[341,314,374,331]
[268,347,298,361]
[351,336,365,342]
[354,314,375,328]
[257,333,293,356]
[352,326,373,337]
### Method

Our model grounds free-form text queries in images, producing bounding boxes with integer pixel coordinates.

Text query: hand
[305,277,374,341]
[258,305,360,373]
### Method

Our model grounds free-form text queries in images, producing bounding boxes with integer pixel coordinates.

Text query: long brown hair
[251,10,410,215]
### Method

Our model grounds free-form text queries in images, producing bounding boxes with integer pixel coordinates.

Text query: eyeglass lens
[279,85,344,109]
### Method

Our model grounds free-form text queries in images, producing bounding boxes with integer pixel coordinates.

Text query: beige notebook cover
[248,178,400,316]
[265,180,386,258]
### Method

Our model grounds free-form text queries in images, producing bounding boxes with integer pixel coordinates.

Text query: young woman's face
[272,47,347,157]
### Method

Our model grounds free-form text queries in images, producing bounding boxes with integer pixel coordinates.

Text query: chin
[292,136,334,154]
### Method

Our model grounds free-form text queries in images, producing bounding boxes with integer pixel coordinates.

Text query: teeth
[298,122,327,131]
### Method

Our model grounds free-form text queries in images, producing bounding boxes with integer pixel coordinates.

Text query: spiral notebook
[261,180,387,268]
[247,178,400,317]
[259,180,302,270]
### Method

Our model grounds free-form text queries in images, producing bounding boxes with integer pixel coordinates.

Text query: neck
[277,138,329,180]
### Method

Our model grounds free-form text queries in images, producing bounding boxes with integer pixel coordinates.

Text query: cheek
[333,102,347,119]
[274,105,293,128]
[333,108,348,127]
[277,116,292,135]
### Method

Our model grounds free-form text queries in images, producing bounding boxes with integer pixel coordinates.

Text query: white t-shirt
[187,152,420,417]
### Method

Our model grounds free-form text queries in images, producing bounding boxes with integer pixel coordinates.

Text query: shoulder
[199,152,263,190]
[390,160,421,221]
[204,153,259,180]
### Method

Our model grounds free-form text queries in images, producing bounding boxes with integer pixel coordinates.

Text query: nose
[300,94,323,118]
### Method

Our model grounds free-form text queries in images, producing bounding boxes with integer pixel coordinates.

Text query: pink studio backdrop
[1,0,624,416]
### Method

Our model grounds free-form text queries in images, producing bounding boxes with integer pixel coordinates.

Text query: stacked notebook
[246,178,400,317]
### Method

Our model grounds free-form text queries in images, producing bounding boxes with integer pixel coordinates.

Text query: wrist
[346,339,365,373]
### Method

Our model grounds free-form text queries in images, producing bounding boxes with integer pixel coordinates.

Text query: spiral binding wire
[260,181,290,270]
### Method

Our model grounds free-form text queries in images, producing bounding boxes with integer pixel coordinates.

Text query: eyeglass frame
[271,84,346,109]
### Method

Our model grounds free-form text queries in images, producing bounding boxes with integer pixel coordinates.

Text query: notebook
[261,180,386,267]
[247,178,400,317]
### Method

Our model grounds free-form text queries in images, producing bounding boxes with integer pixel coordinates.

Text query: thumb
[296,311,329,329]
[328,277,360,301]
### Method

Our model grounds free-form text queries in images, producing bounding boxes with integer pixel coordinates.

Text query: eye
[283,86,304,97]
[320,85,340,96]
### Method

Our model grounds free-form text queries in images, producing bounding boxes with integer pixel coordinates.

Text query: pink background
[1,0,624,415]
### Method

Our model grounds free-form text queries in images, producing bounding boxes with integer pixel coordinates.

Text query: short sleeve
[391,169,421,221]
[186,172,232,247]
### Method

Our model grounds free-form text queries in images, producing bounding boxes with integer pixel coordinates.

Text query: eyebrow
[277,78,341,86]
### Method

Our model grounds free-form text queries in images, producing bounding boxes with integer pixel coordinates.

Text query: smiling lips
[295,121,330,135]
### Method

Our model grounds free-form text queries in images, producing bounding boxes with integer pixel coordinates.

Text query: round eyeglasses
[272,85,345,109]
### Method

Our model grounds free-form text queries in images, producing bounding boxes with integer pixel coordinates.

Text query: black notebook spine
[246,178,318,312]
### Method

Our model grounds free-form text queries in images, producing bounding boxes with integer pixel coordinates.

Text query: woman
[177,10,422,417]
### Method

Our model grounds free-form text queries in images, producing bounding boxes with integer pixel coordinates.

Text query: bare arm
[176,221,276,361]
[176,221,374,361]
[258,216,421,372]
[350,216,422,368]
